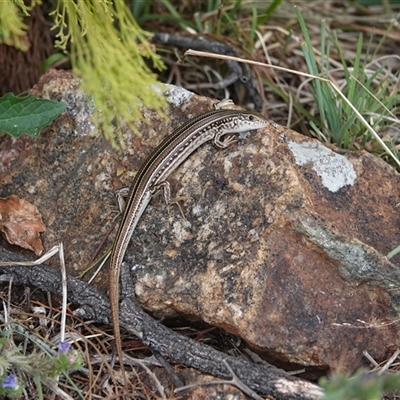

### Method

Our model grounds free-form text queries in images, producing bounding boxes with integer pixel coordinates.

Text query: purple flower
[2,374,18,389]
[58,341,71,354]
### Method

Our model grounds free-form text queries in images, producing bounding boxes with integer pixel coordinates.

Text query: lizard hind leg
[151,180,186,219]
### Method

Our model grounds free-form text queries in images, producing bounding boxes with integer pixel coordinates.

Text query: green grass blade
[250,7,257,43]
[158,0,193,30]
[387,244,400,259]
[296,7,326,125]
[346,34,363,110]
[227,0,242,19]
[257,0,282,25]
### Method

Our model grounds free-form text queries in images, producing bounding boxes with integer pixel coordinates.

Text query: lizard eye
[249,115,254,121]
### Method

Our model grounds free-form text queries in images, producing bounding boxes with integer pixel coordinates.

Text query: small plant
[320,369,400,400]
[0,374,23,399]
[0,1,167,148]
[295,7,399,166]
[0,328,83,398]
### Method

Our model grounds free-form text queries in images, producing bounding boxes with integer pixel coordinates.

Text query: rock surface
[1,69,399,374]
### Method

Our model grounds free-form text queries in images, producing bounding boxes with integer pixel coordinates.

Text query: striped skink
[109,107,269,379]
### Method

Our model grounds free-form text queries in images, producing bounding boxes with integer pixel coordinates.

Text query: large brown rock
[2,70,399,374]
[132,117,400,373]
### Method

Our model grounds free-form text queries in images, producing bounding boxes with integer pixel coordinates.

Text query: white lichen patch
[286,139,357,192]
[192,204,203,217]
[164,84,194,107]
[172,219,193,245]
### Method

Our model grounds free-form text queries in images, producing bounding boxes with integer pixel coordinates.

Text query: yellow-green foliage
[0,0,41,50]
[50,0,167,148]
[1,0,167,148]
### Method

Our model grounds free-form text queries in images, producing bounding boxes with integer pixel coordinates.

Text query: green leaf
[0,93,67,138]
[41,52,68,74]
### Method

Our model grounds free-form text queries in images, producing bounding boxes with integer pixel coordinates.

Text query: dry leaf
[0,195,46,255]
